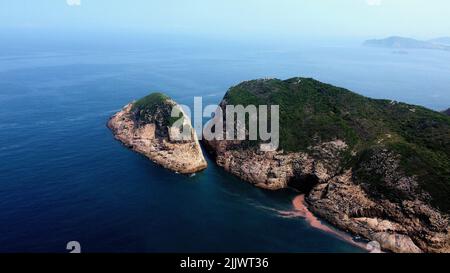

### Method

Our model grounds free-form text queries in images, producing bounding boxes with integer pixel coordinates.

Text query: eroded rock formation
[108,93,207,174]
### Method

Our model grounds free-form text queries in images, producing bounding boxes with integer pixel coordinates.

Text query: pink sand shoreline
[278,195,369,251]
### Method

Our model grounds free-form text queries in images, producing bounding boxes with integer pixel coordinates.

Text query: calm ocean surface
[1,36,449,252]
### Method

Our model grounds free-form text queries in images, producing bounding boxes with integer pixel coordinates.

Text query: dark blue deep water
[1,37,449,252]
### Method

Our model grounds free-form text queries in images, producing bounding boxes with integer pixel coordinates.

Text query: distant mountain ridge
[364,36,450,51]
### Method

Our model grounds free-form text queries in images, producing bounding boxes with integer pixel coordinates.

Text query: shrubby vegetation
[132,92,183,127]
[225,78,450,213]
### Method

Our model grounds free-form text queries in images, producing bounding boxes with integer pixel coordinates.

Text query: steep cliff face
[108,93,207,174]
[204,78,450,253]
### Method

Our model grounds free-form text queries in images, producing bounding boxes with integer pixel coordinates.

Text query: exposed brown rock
[109,103,207,174]
[204,77,449,253]
[204,138,449,253]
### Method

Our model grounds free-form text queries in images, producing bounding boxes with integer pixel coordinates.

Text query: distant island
[108,93,207,174]
[364,36,450,51]
[204,78,450,253]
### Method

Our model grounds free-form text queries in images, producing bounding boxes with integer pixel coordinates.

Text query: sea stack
[204,77,450,253]
[108,93,207,174]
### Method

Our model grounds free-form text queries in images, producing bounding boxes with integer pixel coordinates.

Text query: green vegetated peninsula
[108,93,207,174]
[204,77,450,253]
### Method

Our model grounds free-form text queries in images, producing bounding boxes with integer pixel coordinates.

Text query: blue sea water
[0,36,449,252]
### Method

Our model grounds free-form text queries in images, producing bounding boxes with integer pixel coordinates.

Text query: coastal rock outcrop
[204,78,450,253]
[108,93,207,174]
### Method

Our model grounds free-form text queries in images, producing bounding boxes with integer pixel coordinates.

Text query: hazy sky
[1,0,449,40]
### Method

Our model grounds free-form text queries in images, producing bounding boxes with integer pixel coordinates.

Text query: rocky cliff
[108,93,207,174]
[204,78,450,253]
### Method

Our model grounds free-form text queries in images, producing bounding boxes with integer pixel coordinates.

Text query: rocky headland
[108,93,207,174]
[204,78,450,253]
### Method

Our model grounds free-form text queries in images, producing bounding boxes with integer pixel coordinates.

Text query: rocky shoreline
[108,101,207,174]
[203,139,449,253]
[107,84,449,253]
[203,78,450,253]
